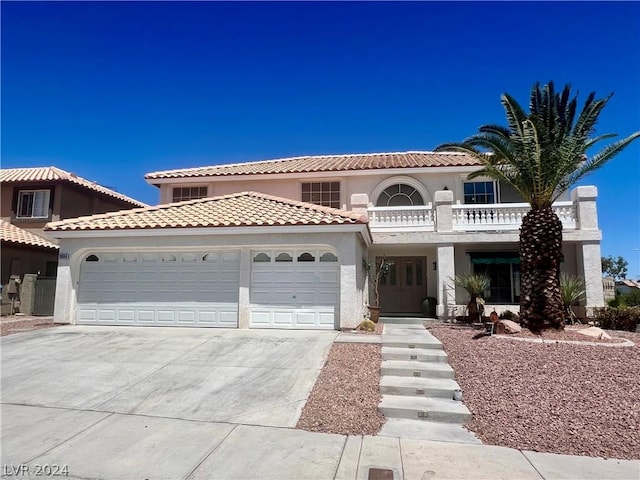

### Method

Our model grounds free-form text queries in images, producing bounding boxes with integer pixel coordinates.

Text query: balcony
[368,201,578,232]
[367,205,435,231]
[451,201,577,231]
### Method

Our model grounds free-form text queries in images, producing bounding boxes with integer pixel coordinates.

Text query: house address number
[59,253,69,260]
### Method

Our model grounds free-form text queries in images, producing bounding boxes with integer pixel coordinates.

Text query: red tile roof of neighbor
[145,151,481,180]
[0,166,147,207]
[0,220,58,249]
[45,192,368,232]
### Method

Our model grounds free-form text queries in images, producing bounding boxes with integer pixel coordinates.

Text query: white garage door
[250,250,339,329]
[77,250,240,327]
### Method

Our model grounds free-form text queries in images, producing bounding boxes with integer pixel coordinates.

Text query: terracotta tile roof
[1,220,58,249]
[0,166,147,207]
[46,192,368,232]
[145,151,480,180]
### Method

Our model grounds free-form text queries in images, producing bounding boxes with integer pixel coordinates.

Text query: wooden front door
[378,256,427,314]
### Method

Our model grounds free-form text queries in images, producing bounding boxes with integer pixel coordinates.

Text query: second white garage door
[250,250,339,329]
[76,250,240,327]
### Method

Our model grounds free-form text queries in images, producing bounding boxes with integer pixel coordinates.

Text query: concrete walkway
[377,320,481,444]
[2,403,638,479]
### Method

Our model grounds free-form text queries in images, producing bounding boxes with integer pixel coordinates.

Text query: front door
[378,256,427,314]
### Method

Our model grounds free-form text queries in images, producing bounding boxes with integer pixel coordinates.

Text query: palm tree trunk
[519,207,565,332]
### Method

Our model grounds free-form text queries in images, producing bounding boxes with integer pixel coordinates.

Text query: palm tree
[436,82,639,332]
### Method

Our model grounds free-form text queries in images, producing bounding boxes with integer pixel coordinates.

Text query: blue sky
[2,1,639,278]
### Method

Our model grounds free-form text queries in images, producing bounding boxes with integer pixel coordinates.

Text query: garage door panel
[273,311,295,325]
[138,310,156,323]
[295,312,316,325]
[250,257,339,330]
[77,250,239,327]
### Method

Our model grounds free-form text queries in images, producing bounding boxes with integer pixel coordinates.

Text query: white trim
[16,189,51,219]
[370,176,431,207]
[146,166,483,185]
[48,224,373,245]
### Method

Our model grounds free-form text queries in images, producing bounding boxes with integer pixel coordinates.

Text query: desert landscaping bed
[429,324,640,460]
[1,316,61,336]
[296,342,385,436]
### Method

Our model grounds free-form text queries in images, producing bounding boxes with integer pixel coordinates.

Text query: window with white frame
[172,186,208,202]
[376,184,424,207]
[463,181,495,204]
[301,182,340,209]
[16,190,50,218]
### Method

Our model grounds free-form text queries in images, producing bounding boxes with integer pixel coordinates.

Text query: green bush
[607,290,640,308]
[499,310,520,321]
[594,306,640,332]
[620,290,640,307]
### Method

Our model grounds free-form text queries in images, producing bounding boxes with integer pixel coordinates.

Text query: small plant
[359,319,376,332]
[364,256,393,307]
[453,273,490,298]
[560,273,586,324]
[453,273,490,322]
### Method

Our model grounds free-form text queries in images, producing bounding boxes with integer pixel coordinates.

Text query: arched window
[162,254,177,262]
[376,184,425,207]
[85,254,99,262]
[253,253,271,263]
[319,252,338,262]
[275,252,293,262]
[297,252,315,262]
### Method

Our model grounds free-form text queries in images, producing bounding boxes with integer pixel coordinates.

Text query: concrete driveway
[1,325,338,474]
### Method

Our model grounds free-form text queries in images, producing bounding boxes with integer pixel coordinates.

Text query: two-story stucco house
[1,166,146,286]
[47,151,604,330]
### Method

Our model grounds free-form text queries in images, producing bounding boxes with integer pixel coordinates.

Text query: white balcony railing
[367,204,435,230]
[367,201,577,232]
[452,201,577,231]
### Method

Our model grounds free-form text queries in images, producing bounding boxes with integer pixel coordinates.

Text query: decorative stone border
[491,334,635,348]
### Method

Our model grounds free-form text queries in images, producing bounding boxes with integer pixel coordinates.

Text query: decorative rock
[575,326,612,340]
[498,319,522,334]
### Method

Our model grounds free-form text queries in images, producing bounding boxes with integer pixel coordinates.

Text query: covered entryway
[76,250,240,327]
[378,256,427,314]
[250,249,339,329]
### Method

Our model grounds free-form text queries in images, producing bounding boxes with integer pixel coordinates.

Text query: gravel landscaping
[1,316,61,336]
[429,324,640,460]
[296,342,385,436]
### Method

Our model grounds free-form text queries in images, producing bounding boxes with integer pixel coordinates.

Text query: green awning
[470,252,520,265]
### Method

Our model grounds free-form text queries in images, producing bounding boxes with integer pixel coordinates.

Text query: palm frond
[437,81,639,209]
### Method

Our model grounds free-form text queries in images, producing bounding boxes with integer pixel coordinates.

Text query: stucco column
[436,244,455,318]
[572,186,599,230]
[581,241,605,313]
[237,248,251,329]
[339,238,359,330]
[350,193,369,217]
[53,262,73,324]
[435,190,454,232]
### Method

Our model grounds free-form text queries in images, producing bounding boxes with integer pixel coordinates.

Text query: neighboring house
[616,279,640,295]
[0,166,146,287]
[47,151,605,330]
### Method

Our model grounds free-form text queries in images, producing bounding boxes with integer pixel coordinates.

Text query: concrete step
[381,335,443,350]
[379,376,460,398]
[378,418,482,444]
[380,317,427,325]
[381,346,448,362]
[381,360,454,379]
[379,394,472,423]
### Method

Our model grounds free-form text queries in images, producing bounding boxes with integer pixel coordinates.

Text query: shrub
[594,306,640,332]
[359,319,376,332]
[620,290,640,307]
[499,310,520,321]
